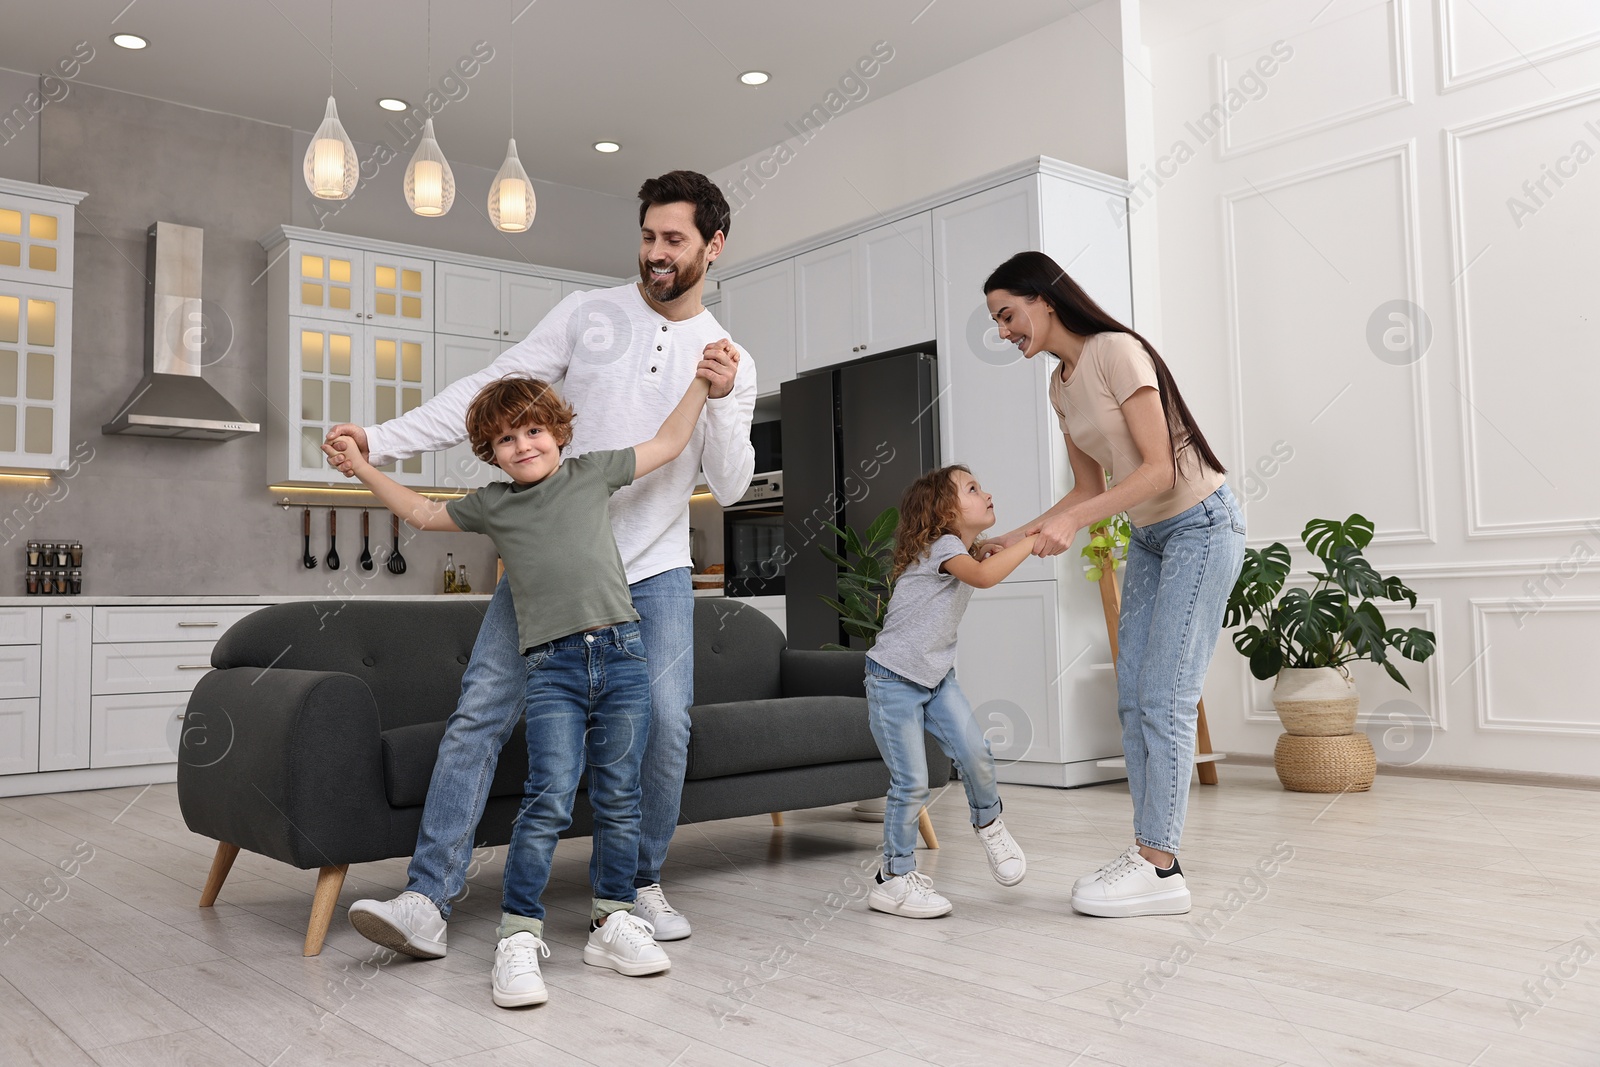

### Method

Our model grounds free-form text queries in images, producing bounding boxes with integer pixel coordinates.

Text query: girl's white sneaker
[1071,851,1191,917]
[492,932,550,1008]
[583,912,671,976]
[868,870,953,918]
[974,818,1026,886]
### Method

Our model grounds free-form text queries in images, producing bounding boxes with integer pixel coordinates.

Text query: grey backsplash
[0,82,499,597]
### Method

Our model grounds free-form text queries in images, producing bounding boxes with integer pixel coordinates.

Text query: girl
[864,464,1035,918]
[981,250,1245,918]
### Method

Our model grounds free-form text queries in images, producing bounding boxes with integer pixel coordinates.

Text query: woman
[980,251,1245,918]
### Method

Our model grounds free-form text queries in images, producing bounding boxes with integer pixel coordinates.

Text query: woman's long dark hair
[983,250,1226,479]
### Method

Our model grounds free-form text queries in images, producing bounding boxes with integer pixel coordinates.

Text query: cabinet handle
[366,313,374,319]
[177,621,219,628]
[63,612,72,620]
[176,664,211,670]
[174,711,186,720]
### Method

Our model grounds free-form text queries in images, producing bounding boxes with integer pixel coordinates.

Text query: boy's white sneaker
[1071,851,1191,917]
[583,912,671,976]
[1074,845,1140,891]
[632,883,691,941]
[348,891,447,958]
[492,932,550,1008]
[975,818,1026,886]
[867,870,953,918]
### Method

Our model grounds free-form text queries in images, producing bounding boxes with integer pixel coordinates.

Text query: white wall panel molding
[1215,0,1412,159]
[1445,87,1600,538]
[1436,0,1600,93]
[1222,141,1435,549]
[1472,598,1600,735]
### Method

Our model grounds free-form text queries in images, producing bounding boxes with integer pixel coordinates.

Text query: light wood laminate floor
[0,765,1597,1066]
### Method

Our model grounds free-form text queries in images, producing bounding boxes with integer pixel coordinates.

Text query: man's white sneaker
[1071,851,1191,917]
[492,932,550,1008]
[631,883,691,941]
[975,818,1026,886]
[867,870,953,918]
[583,912,671,976]
[348,891,447,958]
[1074,845,1140,891]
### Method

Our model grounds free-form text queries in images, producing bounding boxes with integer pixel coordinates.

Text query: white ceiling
[0,0,1083,196]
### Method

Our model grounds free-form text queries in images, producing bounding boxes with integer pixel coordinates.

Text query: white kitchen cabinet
[288,242,432,331]
[795,213,935,374]
[38,606,90,772]
[435,265,560,344]
[366,325,434,484]
[434,333,509,491]
[717,259,795,398]
[91,693,189,769]
[0,698,38,776]
[502,273,561,342]
[0,178,83,475]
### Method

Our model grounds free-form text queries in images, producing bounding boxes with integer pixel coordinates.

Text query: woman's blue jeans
[1115,485,1246,855]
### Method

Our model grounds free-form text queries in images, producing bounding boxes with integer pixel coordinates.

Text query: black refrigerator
[781,350,940,650]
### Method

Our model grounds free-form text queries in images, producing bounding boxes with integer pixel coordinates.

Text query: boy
[327,369,710,1008]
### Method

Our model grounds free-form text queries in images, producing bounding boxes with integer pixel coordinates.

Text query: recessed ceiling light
[593,141,620,153]
[377,98,409,112]
[739,71,769,86]
[111,33,148,50]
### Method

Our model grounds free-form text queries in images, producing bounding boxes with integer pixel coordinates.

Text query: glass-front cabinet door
[366,326,433,486]
[0,191,74,289]
[0,283,71,470]
[287,319,362,482]
[288,242,364,324]
[366,253,433,332]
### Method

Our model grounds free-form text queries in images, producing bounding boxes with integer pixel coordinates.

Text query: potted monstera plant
[1226,514,1437,790]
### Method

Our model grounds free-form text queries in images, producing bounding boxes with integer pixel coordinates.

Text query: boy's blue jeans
[1116,485,1246,855]
[405,569,694,914]
[864,659,1002,877]
[500,623,652,929]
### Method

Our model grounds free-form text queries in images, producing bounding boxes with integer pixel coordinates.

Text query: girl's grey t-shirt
[866,534,973,689]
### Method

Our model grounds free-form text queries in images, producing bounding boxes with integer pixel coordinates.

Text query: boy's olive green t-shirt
[446,448,639,651]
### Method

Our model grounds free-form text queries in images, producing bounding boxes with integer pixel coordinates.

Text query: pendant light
[303,2,357,199]
[404,2,454,216]
[488,1,535,232]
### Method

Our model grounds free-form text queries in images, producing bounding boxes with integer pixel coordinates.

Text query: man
[325,170,756,956]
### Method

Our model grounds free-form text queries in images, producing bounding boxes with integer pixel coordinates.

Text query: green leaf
[1303,514,1375,558]
[1085,566,1103,582]
[1380,575,1419,609]
[1274,587,1347,658]
[1389,626,1436,663]
[1341,600,1390,662]
[1382,658,1411,690]
[819,548,848,568]
[1234,542,1292,610]
[864,507,899,546]
[1325,544,1386,601]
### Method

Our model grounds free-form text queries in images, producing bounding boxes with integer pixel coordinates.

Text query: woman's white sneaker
[1073,845,1140,892]
[348,891,447,958]
[867,870,953,918]
[631,883,691,941]
[1071,852,1191,917]
[583,912,671,976]
[974,818,1026,886]
[492,932,550,1008]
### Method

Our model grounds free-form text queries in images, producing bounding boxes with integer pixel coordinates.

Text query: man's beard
[639,252,705,304]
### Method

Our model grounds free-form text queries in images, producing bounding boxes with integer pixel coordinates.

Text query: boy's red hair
[464,376,575,463]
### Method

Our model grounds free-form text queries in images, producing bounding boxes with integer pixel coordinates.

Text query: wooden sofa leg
[1196,698,1219,785]
[304,864,349,957]
[199,842,240,908]
[917,808,939,850]
[770,812,784,826]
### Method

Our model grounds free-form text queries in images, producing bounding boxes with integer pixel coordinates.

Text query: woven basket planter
[1274,733,1376,793]
[1272,667,1359,736]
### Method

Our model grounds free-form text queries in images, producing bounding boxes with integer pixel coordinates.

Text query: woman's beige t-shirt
[1047,332,1223,528]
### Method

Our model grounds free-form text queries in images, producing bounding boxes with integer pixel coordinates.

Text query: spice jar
[69,568,82,595]
[26,541,41,566]
[69,542,83,566]
[55,544,68,567]
[25,569,39,595]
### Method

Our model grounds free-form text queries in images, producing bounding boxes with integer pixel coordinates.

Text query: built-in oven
[723,472,784,597]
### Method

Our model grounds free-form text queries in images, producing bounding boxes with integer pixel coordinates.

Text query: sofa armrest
[176,666,389,870]
[780,648,866,699]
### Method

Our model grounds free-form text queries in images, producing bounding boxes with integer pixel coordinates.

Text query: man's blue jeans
[1115,485,1246,855]
[406,568,694,913]
[501,624,652,927]
[864,659,1002,878]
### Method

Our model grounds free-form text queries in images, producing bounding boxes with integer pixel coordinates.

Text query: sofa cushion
[685,695,879,780]
[381,720,529,808]
[693,599,784,705]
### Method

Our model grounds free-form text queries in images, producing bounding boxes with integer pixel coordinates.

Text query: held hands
[322,435,369,479]
[976,530,1022,559]
[697,339,739,399]
[1030,512,1081,558]
[323,424,369,478]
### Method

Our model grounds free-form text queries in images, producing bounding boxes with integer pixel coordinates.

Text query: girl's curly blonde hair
[891,464,981,582]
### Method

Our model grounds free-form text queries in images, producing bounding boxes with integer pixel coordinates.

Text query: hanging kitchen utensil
[387,513,408,575]
[301,507,318,569]
[326,508,341,570]
[359,509,374,571]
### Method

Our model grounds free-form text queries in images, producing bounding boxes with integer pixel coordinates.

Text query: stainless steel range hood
[102,222,260,440]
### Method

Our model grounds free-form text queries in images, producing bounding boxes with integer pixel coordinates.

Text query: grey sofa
[177,597,949,954]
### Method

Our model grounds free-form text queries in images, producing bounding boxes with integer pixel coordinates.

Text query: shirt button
[660,325,667,331]
[656,344,663,351]
[651,366,658,373]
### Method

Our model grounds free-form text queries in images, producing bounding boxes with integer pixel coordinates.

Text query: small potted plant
[1225,514,1436,791]
[818,506,898,651]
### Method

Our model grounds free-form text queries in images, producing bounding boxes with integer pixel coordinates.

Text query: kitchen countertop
[0,594,493,607]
